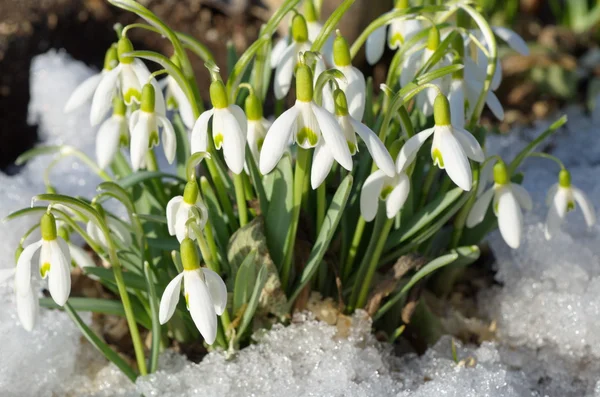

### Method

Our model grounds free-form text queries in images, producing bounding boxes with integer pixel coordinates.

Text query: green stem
[450,165,479,248]
[233,173,248,227]
[145,149,168,206]
[343,216,366,281]
[316,183,326,235]
[206,160,238,231]
[419,166,438,208]
[281,148,310,290]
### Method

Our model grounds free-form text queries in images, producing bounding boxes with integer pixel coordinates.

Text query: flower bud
[117,37,135,64]
[245,93,263,121]
[296,63,314,102]
[333,34,352,67]
[558,169,571,188]
[104,44,119,71]
[292,14,309,43]
[493,161,510,185]
[183,181,200,204]
[58,226,70,242]
[140,84,156,113]
[210,80,228,109]
[41,212,57,241]
[180,238,200,271]
[433,94,451,126]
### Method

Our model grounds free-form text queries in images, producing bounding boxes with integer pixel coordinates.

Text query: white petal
[47,239,71,306]
[130,112,151,171]
[260,105,299,174]
[133,59,166,116]
[396,127,435,172]
[385,173,410,218]
[170,79,195,129]
[366,25,387,65]
[274,43,298,100]
[158,115,177,164]
[16,286,38,331]
[107,218,133,247]
[491,58,502,91]
[493,27,529,56]
[438,127,473,191]
[477,160,495,196]
[360,170,387,222]
[246,121,263,162]
[65,72,103,112]
[312,103,353,171]
[400,50,422,87]
[545,189,567,240]
[452,126,485,162]
[511,183,533,211]
[485,90,505,121]
[229,104,248,137]
[466,187,494,227]
[307,21,322,43]
[297,101,321,148]
[128,110,140,132]
[497,187,523,249]
[202,268,227,315]
[270,37,289,68]
[158,272,184,324]
[87,221,107,249]
[311,142,335,189]
[546,183,559,207]
[96,116,123,169]
[214,109,246,174]
[341,66,367,121]
[185,271,218,345]
[15,240,42,295]
[191,109,214,154]
[448,79,465,129]
[166,196,183,236]
[90,65,120,126]
[350,118,395,177]
[573,187,596,227]
[175,202,192,242]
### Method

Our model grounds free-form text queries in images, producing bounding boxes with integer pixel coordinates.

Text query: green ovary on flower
[183,181,199,204]
[113,97,127,117]
[559,169,571,188]
[395,0,409,9]
[297,127,319,147]
[427,26,440,51]
[291,14,309,43]
[333,35,352,67]
[140,84,156,113]
[433,94,452,126]
[245,93,263,121]
[296,64,314,102]
[180,238,200,271]
[210,80,228,109]
[104,45,118,71]
[334,89,349,116]
[41,212,57,241]
[117,37,134,64]
[493,162,510,185]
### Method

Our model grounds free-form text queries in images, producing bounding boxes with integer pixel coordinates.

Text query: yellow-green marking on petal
[40,262,51,278]
[432,148,444,168]
[297,127,319,147]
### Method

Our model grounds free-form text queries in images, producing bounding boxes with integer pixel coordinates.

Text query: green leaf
[200,177,230,256]
[233,249,258,314]
[264,154,294,268]
[227,217,287,318]
[147,237,179,251]
[15,145,64,165]
[83,267,148,291]
[374,246,480,321]
[235,262,268,341]
[246,147,268,217]
[288,175,353,305]
[63,302,138,382]
[416,64,463,86]
[385,187,464,251]
[3,206,47,223]
[144,262,161,373]
[116,172,185,190]
[137,214,168,224]
[311,0,355,52]
[415,30,458,79]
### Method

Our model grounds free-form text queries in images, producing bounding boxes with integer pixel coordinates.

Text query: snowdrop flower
[164,56,195,130]
[191,78,247,174]
[159,238,227,345]
[545,169,596,240]
[396,94,484,191]
[323,33,367,121]
[129,84,177,171]
[95,97,129,169]
[64,45,118,113]
[245,92,270,166]
[15,212,71,330]
[400,27,450,116]
[273,13,313,99]
[86,204,132,250]
[360,144,411,221]
[466,161,532,249]
[365,0,423,65]
[167,181,209,243]
[312,89,394,189]
[90,37,166,126]
[260,62,353,181]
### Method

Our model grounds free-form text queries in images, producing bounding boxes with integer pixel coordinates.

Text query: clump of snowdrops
[4,0,596,382]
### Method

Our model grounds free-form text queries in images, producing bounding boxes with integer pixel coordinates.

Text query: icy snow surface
[2,50,600,397]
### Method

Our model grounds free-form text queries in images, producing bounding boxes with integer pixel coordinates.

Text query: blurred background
[0,0,598,173]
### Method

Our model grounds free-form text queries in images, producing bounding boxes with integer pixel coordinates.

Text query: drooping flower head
[86,202,132,250]
[245,92,269,166]
[159,238,227,345]
[164,55,195,130]
[545,169,596,239]
[95,97,129,170]
[167,180,209,243]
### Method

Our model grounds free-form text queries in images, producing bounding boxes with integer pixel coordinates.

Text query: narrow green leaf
[311,0,355,52]
[288,175,353,305]
[147,237,179,251]
[200,177,230,255]
[246,147,268,217]
[233,249,258,313]
[15,145,64,165]
[117,171,185,189]
[144,262,161,373]
[416,64,463,86]
[235,262,268,341]
[83,267,148,291]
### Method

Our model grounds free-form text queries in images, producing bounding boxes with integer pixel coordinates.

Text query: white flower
[86,217,132,251]
[274,14,313,100]
[260,64,353,181]
[191,80,247,175]
[15,213,72,330]
[129,84,177,171]
[466,161,532,249]
[396,94,484,191]
[90,38,165,126]
[545,170,596,240]
[247,118,270,166]
[165,74,195,130]
[365,1,423,65]
[64,45,118,113]
[159,239,227,345]
[166,182,209,243]
[95,98,129,170]
[322,34,367,121]
[312,89,394,189]
[360,169,411,221]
